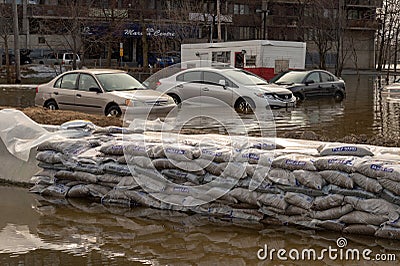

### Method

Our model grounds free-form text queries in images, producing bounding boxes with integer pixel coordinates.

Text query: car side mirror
[305,80,315,85]
[219,79,226,87]
[89,87,102,93]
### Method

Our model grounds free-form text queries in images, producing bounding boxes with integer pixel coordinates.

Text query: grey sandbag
[314,156,359,173]
[38,139,93,156]
[67,184,90,198]
[356,161,400,181]
[228,188,261,206]
[198,147,233,163]
[248,140,284,150]
[320,170,353,189]
[339,211,388,225]
[102,162,132,176]
[260,205,286,215]
[375,225,400,239]
[277,185,326,197]
[115,176,140,190]
[161,169,203,185]
[257,193,287,210]
[378,177,400,196]
[293,170,326,190]
[317,143,374,157]
[285,205,309,215]
[343,224,378,235]
[272,154,316,171]
[344,196,400,221]
[284,192,314,210]
[36,150,65,164]
[312,194,344,211]
[318,220,345,232]
[97,174,124,184]
[267,168,297,186]
[153,144,199,161]
[86,184,111,198]
[381,189,400,205]
[312,204,353,220]
[221,162,246,179]
[351,172,383,193]
[40,184,70,197]
[55,170,98,183]
[235,149,273,165]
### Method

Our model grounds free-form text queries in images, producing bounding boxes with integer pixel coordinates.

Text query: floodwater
[0,186,399,265]
[1,74,400,265]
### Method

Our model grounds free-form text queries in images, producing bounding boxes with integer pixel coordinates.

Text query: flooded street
[1,74,400,265]
[1,186,399,265]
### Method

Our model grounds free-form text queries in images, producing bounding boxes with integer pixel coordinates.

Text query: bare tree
[0,3,13,83]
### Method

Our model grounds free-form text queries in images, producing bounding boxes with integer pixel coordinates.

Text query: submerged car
[154,67,296,112]
[270,70,346,101]
[35,69,176,117]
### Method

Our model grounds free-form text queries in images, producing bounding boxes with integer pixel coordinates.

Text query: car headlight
[264,93,275,100]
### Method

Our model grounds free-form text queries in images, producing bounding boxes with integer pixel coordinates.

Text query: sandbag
[284,192,313,210]
[375,225,400,239]
[257,193,287,210]
[317,220,345,232]
[314,156,359,173]
[344,197,400,221]
[351,172,383,193]
[36,150,65,164]
[40,184,70,197]
[378,177,400,196]
[318,143,374,157]
[312,194,344,211]
[312,204,353,220]
[285,205,309,215]
[323,185,376,199]
[356,161,400,181]
[228,188,261,206]
[381,189,400,205]
[267,168,297,186]
[339,211,388,225]
[293,170,326,190]
[67,184,90,198]
[319,170,353,189]
[343,224,378,235]
[198,147,233,163]
[272,155,316,171]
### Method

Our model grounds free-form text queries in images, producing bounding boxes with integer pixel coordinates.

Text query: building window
[38,37,45,44]
[234,4,249,15]
[212,51,231,63]
[245,55,256,66]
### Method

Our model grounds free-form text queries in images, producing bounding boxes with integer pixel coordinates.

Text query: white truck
[181,40,306,81]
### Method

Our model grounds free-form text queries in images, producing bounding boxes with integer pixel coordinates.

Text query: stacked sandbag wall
[29,129,400,240]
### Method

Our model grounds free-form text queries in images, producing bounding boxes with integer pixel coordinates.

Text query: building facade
[0,0,382,70]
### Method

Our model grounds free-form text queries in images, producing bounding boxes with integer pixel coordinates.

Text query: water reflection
[1,187,400,265]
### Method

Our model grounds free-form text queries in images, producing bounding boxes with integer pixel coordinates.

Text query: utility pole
[13,0,21,83]
[217,0,222,42]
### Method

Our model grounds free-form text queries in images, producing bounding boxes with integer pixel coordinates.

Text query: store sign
[123,26,176,38]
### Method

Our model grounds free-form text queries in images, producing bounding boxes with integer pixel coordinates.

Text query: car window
[79,74,99,91]
[321,72,334,82]
[179,71,202,83]
[306,72,320,83]
[58,73,78,89]
[96,73,146,91]
[203,72,225,85]
[224,69,268,86]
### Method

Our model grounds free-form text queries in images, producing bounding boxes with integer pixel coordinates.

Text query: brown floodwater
[0,186,399,265]
[1,74,400,265]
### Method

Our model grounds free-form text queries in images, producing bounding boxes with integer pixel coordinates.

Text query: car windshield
[223,70,268,86]
[96,73,146,92]
[274,71,307,85]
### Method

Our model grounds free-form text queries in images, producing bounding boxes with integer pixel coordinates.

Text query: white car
[35,69,176,117]
[154,67,296,112]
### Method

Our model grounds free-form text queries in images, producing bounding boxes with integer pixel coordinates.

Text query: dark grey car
[271,70,346,101]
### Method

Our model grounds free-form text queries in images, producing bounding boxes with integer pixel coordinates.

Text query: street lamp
[256,9,269,40]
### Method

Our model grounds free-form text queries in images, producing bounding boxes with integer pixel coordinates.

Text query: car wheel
[235,98,254,114]
[334,91,344,102]
[44,100,58,110]
[168,94,181,104]
[106,105,122,117]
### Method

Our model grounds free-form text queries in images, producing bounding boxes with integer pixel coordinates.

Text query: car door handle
[177,84,183,88]
[53,91,59,95]
[76,94,82,97]
[202,88,209,91]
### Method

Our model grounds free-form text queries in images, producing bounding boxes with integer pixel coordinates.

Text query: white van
[41,52,81,67]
